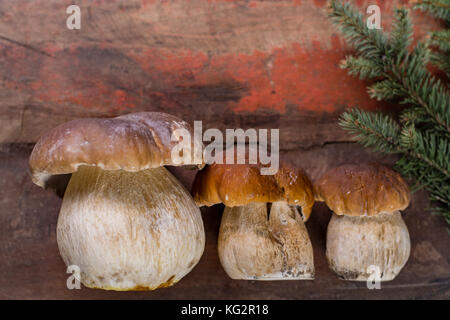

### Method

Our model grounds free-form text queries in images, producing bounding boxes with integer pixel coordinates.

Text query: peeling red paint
[0,38,397,115]
[127,40,379,113]
[313,0,327,7]
[0,0,436,117]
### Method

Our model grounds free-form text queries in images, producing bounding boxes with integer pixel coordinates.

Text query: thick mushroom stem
[326,212,410,281]
[218,201,314,280]
[57,165,205,291]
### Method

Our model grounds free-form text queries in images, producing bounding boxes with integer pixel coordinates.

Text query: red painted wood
[0,0,439,146]
[0,1,448,299]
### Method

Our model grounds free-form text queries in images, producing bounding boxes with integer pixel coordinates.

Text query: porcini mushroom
[29,112,205,290]
[191,151,315,280]
[315,163,411,281]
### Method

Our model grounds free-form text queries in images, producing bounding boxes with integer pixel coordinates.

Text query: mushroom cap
[315,163,411,216]
[191,149,315,221]
[29,112,204,188]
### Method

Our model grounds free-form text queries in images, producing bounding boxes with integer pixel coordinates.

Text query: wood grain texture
[0,0,448,300]
[0,0,439,148]
[0,143,448,300]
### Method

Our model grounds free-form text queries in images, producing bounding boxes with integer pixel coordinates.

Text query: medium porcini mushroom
[29,112,205,290]
[191,151,315,280]
[315,163,411,281]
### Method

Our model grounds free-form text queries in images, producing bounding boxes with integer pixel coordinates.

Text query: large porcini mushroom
[29,112,205,290]
[315,163,411,281]
[191,151,315,280]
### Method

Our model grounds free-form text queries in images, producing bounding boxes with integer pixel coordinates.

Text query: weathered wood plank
[0,0,439,147]
[0,143,448,299]
[0,0,447,300]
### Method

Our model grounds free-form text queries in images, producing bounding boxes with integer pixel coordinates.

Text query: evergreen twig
[329,1,450,225]
[413,0,450,22]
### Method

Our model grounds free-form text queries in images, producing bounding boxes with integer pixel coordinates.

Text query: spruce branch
[428,30,450,77]
[390,8,414,55]
[368,79,403,100]
[416,3,450,76]
[431,51,450,76]
[400,106,428,125]
[339,109,402,153]
[340,56,383,79]
[330,1,450,134]
[330,0,450,225]
[413,0,450,22]
[340,110,450,178]
[403,128,450,177]
[430,29,450,51]
[328,1,388,64]
[340,110,450,225]
[389,44,450,134]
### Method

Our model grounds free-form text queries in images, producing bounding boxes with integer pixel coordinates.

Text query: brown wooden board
[0,0,448,300]
[0,143,448,299]
[0,0,440,149]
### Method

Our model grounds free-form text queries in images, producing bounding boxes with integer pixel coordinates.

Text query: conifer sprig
[414,0,450,75]
[413,0,450,22]
[329,1,450,225]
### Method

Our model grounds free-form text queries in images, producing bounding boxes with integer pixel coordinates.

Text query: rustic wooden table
[0,0,448,299]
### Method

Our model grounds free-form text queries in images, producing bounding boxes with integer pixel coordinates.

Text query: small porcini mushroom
[191,151,315,280]
[29,112,205,290]
[315,163,411,281]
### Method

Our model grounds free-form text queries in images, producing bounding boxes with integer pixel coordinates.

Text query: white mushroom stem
[57,165,205,291]
[218,201,314,280]
[326,212,410,281]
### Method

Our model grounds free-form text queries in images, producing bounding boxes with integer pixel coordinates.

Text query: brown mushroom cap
[315,163,411,216]
[191,151,315,221]
[29,112,203,188]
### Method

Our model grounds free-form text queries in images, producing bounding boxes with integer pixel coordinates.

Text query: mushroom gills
[218,201,314,280]
[326,212,410,281]
[57,165,205,291]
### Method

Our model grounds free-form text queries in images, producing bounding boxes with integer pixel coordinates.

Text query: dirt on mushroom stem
[218,201,314,280]
[326,211,410,282]
[57,165,205,291]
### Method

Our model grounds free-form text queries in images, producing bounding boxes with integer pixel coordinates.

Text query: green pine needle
[368,79,403,100]
[339,109,402,153]
[390,8,413,56]
[413,0,450,22]
[340,56,383,79]
[430,29,450,52]
[328,1,388,65]
[329,0,450,225]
